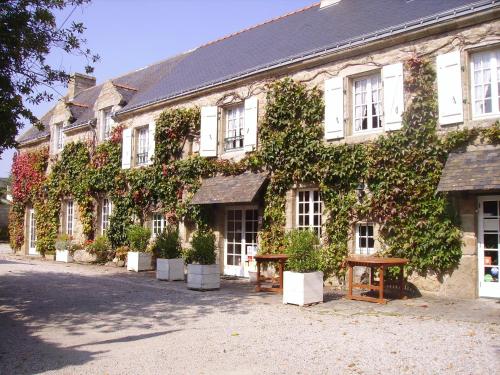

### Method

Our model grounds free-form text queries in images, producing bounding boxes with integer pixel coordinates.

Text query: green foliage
[0,0,98,155]
[153,226,181,259]
[284,229,321,273]
[127,225,152,253]
[187,230,216,265]
[87,235,111,263]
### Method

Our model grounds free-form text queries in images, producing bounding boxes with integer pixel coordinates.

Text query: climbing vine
[9,55,500,281]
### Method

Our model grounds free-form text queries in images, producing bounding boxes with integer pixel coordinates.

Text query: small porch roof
[437,147,500,192]
[190,172,268,205]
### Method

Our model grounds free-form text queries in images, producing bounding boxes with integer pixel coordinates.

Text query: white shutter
[382,63,404,131]
[148,121,156,164]
[200,106,218,157]
[437,50,464,125]
[324,77,344,140]
[244,97,258,152]
[121,127,132,169]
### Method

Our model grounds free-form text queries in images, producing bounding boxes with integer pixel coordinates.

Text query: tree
[0,0,99,155]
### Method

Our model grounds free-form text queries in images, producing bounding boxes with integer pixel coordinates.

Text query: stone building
[16,0,500,298]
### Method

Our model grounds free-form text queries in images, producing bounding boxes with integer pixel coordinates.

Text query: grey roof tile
[19,0,498,144]
[437,148,500,192]
[191,172,268,205]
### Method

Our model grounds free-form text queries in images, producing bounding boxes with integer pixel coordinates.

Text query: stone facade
[15,9,500,298]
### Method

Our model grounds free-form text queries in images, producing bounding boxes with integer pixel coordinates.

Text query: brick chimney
[67,73,96,100]
[320,0,342,8]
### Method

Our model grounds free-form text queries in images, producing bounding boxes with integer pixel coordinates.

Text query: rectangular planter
[187,264,220,290]
[55,249,73,263]
[283,271,324,306]
[127,252,153,272]
[157,258,184,281]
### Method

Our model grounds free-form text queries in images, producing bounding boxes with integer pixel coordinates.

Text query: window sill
[471,113,500,121]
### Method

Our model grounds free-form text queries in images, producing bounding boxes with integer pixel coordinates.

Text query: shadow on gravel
[0,268,258,373]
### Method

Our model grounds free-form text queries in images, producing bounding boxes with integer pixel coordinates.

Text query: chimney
[67,73,96,100]
[320,0,342,8]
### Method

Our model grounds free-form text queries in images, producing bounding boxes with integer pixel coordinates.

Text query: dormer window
[55,123,64,151]
[101,108,113,140]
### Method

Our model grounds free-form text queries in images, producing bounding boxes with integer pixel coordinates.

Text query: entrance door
[28,209,38,255]
[478,197,500,298]
[225,207,259,277]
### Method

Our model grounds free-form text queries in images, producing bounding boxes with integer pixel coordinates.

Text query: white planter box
[127,252,153,272]
[157,258,184,281]
[283,271,324,306]
[56,249,73,263]
[187,264,220,290]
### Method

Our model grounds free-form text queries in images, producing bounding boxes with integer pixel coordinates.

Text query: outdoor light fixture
[356,181,365,201]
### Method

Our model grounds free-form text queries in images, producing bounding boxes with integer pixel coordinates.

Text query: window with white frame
[136,126,149,165]
[296,190,322,237]
[152,213,167,235]
[224,104,245,151]
[356,223,375,255]
[101,198,111,233]
[55,123,64,151]
[101,108,113,140]
[353,73,383,132]
[66,200,74,236]
[471,49,500,117]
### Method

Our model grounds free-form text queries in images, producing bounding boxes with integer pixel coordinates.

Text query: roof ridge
[199,2,320,49]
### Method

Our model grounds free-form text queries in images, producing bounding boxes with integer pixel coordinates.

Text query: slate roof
[437,148,500,192]
[190,172,268,205]
[17,0,499,144]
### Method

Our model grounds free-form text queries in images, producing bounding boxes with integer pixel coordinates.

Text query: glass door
[225,207,259,277]
[478,197,500,298]
[28,209,38,255]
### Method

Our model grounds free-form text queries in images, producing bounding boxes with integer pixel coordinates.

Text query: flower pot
[127,252,153,272]
[56,249,73,263]
[187,264,220,290]
[157,258,184,281]
[283,271,323,306]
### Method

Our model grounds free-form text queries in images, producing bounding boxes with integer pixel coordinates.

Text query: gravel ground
[0,254,499,375]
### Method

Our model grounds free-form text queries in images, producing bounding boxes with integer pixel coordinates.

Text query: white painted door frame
[224,205,259,277]
[478,196,500,298]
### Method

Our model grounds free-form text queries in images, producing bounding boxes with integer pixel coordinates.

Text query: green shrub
[187,230,216,265]
[284,229,321,273]
[127,225,151,252]
[87,235,111,263]
[153,227,181,259]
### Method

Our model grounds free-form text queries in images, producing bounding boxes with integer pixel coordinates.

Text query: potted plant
[55,234,74,263]
[126,225,153,272]
[154,227,184,281]
[87,236,112,264]
[283,229,323,306]
[186,230,220,290]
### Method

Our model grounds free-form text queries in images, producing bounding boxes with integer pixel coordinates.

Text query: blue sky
[1,0,314,177]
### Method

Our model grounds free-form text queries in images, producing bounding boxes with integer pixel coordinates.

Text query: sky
[0,0,315,177]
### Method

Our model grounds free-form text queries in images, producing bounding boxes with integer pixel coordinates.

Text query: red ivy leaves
[11,148,48,203]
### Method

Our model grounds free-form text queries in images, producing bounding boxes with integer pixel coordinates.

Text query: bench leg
[379,266,384,303]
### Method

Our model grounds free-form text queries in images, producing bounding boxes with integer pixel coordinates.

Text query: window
[66,200,74,236]
[136,126,149,165]
[353,73,382,132]
[224,105,245,151]
[296,190,322,237]
[356,223,375,255]
[101,108,113,140]
[55,123,64,151]
[101,198,111,233]
[152,213,167,236]
[471,49,500,117]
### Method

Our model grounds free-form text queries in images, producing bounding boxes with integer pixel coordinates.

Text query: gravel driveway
[0,254,499,375]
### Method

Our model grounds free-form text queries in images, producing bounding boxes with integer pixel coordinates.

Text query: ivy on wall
[9,55,500,281]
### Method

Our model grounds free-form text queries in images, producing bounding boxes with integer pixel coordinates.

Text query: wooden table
[255,254,288,294]
[346,256,409,304]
